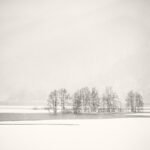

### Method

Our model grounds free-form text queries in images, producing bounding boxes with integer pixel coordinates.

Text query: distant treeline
[47,87,144,114]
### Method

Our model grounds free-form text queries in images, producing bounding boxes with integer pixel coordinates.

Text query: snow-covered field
[0,118,150,150]
[0,106,48,113]
[0,106,150,149]
[0,109,48,113]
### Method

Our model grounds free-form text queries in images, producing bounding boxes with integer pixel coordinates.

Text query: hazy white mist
[0,0,150,105]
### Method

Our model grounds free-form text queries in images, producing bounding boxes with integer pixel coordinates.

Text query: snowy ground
[0,118,150,150]
[0,106,150,150]
[0,106,48,113]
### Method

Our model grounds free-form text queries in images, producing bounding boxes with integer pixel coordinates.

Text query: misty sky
[0,0,150,105]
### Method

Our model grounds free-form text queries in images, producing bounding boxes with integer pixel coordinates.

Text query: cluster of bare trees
[126,91,144,113]
[47,89,70,114]
[47,87,144,114]
[73,87,99,114]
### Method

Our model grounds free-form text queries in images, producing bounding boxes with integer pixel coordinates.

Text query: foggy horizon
[0,0,150,105]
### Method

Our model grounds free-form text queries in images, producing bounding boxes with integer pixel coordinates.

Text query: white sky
[0,0,150,105]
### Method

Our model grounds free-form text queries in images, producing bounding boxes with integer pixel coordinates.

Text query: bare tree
[90,88,99,112]
[48,90,58,114]
[135,92,144,112]
[126,91,135,112]
[102,87,118,113]
[73,90,82,114]
[58,88,70,113]
[80,87,91,113]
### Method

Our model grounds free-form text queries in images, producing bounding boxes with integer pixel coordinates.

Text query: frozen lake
[0,118,150,150]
